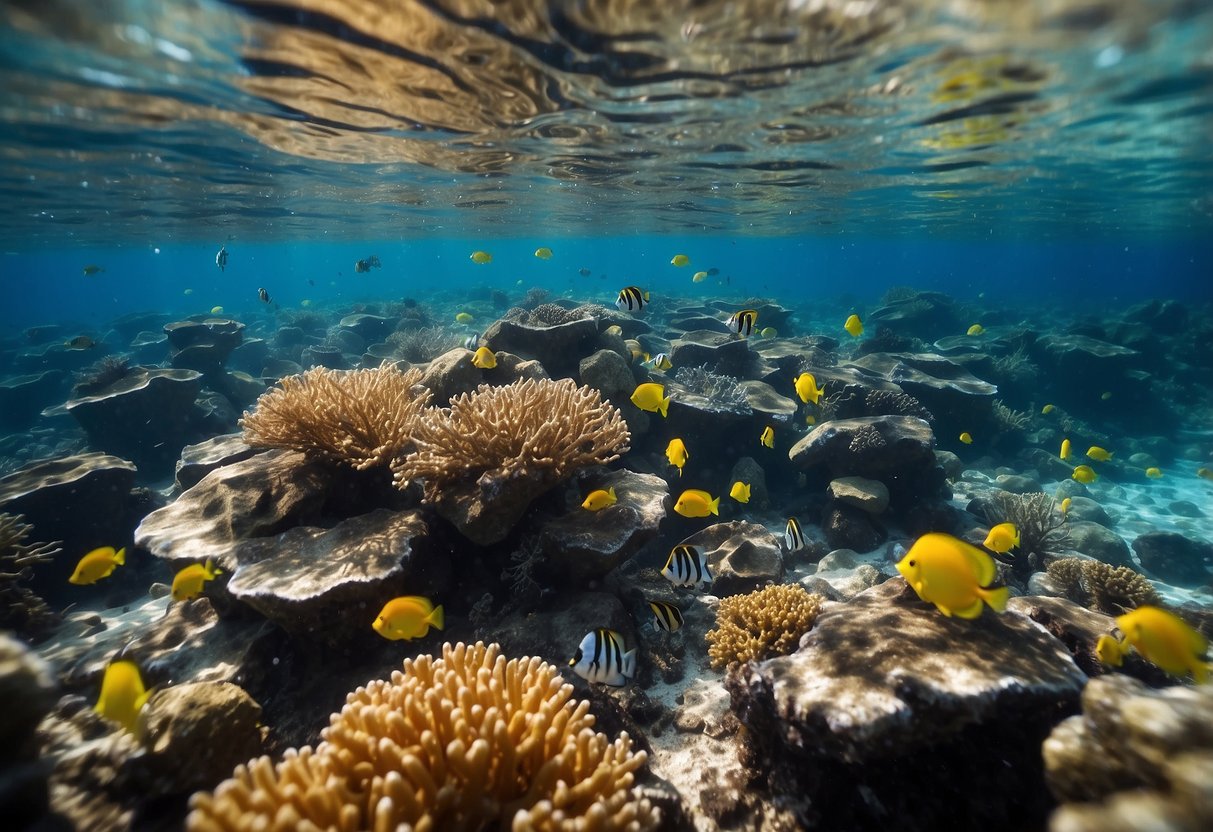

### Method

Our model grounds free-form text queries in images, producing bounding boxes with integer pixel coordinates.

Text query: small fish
[215,246,228,271]
[372,595,444,641]
[1072,465,1098,484]
[95,660,151,735]
[1095,634,1124,667]
[470,346,497,369]
[726,309,758,337]
[844,314,864,337]
[785,517,805,552]
[631,382,670,417]
[661,544,713,588]
[1086,446,1113,462]
[604,325,623,337]
[579,267,592,277]
[534,246,553,260]
[673,489,719,518]
[760,426,775,448]
[1145,467,1163,479]
[1060,438,1072,460]
[1198,467,1213,481]
[805,414,816,426]
[469,250,492,264]
[66,335,97,350]
[1115,606,1210,684]
[1041,404,1055,414]
[624,339,645,361]
[301,298,312,307]
[354,255,381,273]
[759,327,778,338]
[210,305,224,315]
[707,267,720,275]
[665,438,689,477]
[569,629,636,686]
[670,254,690,267]
[183,288,194,295]
[616,286,650,311]
[463,333,481,350]
[455,311,474,324]
[69,546,126,585]
[171,558,223,602]
[648,600,684,632]
[896,532,1009,619]
[729,481,751,503]
[581,487,617,511]
[82,264,105,276]
[983,523,1020,553]
[257,287,272,304]
[1101,391,1112,401]
[966,324,984,336]
[794,372,825,405]
[959,432,973,444]
[692,271,708,283]
[642,353,672,371]
[1059,497,1072,517]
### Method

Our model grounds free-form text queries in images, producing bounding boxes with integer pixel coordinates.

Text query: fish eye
[908,559,916,567]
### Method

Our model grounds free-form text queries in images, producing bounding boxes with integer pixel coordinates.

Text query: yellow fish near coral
[631,382,670,417]
[1072,465,1098,484]
[534,247,553,260]
[1041,404,1055,415]
[1095,634,1123,667]
[966,324,984,336]
[373,596,444,641]
[1086,446,1113,462]
[670,254,690,267]
[210,306,224,315]
[844,314,863,337]
[69,546,126,585]
[896,532,1009,619]
[760,426,775,448]
[471,346,497,369]
[959,432,973,444]
[794,372,825,405]
[692,271,708,283]
[1059,497,1072,517]
[1145,467,1163,479]
[674,489,719,518]
[983,523,1019,553]
[759,327,778,338]
[665,438,688,477]
[729,481,751,504]
[1114,606,1210,684]
[582,487,617,511]
[171,559,223,602]
[469,250,492,264]
[95,660,151,735]
[1060,438,1072,460]
[455,311,474,324]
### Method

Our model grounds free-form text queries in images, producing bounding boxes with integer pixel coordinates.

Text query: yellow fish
[670,254,690,267]
[469,251,492,264]
[471,346,497,369]
[373,596,444,641]
[1059,497,1072,517]
[805,414,816,426]
[1072,465,1098,484]
[631,382,670,417]
[455,311,474,324]
[604,325,623,337]
[1198,467,1213,481]
[534,247,553,259]
[1095,634,1124,667]
[674,489,719,518]
[665,438,689,477]
[729,481,751,504]
[959,432,973,444]
[1145,467,1163,479]
[210,306,224,315]
[624,339,645,361]
[896,532,1009,619]
[966,324,984,336]
[759,327,778,338]
[760,426,775,448]
[1060,438,1072,460]
[982,523,1019,553]
[1041,404,1055,415]
[171,559,223,602]
[794,372,825,405]
[1086,446,1113,462]
[95,660,151,735]
[69,546,126,585]
[692,271,708,283]
[582,487,617,511]
[1116,606,1210,684]
[844,314,863,337]
[301,299,312,307]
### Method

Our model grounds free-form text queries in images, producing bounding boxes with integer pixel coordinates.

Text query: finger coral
[239,361,431,471]
[186,642,655,832]
[1046,557,1160,615]
[707,583,824,670]
[0,512,61,639]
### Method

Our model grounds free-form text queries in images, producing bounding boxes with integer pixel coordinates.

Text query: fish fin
[935,602,954,617]
[958,543,996,587]
[621,648,637,679]
[643,291,650,302]
[607,487,617,503]
[980,584,1010,614]
[114,547,126,566]
[428,605,445,631]
[955,598,986,619]
[658,396,670,418]
[1196,663,1212,685]
[709,497,719,516]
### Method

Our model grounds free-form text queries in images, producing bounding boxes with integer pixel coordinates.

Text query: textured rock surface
[481,316,597,377]
[1068,521,1134,569]
[174,433,260,491]
[1132,531,1213,586]
[164,318,244,375]
[821,502,886,552]
[419,347,548,406]
[668,330,754,377]
[827,476,890,514]
[0,634,56,768]
[676,521,784,596]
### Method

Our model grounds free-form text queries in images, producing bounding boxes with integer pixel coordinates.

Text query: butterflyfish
[171,559,223,602]
[673,489,719,518]
[372,596,444,641]
[581,487,617,511]
[631,382,670,417]
[569,629,636,686]
[648,601,684,633]
[726,309,758,337]
[215,246,227,271]
[69,546,126,585]
[785,517,806,552]
[794,372,825,405]
[692,271,708,283]
[534,247,553,259]
[670,254,690,267]
[83,264,105,276]
[729,481,751,503]
[661,544,713,588]
[95,660,151,735]
[642,353,673,371]
[959,432,973,444]
[469,250,492,264]
[1041,404,1055,414]
[760,426,775,448]
[463,333,481,350]
[896,532,1009,619]
[1145,467,1163,479]
[455,311,474,323]
[471,346,497,369]
[967,324,984,336]
[616,286,650,311]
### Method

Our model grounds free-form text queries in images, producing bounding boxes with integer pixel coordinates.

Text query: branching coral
[386,326,459,363]
[707,584,824,669]
[239,361,431,471]
[992,399,1030,432]
[0,512,60,638]
[187,642,655,832]
[1046,557,1160,615]
[392,378,629,496]
[983,491,1070,582]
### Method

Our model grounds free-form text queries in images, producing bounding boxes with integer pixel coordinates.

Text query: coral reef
[983,491,1070,581]
[72,356,133,397]
[706,584,823,669]
[863,388,935,422]
[187,642,656,832]
[240,361,431,471]
[386,326,459,363]
[672,365,749,411]
[992,399,1031,432]
[1045,557,1160,615]
[525,302,592,326]
[0,512,60,638]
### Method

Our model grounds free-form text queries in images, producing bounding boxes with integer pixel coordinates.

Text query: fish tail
[621,648,637,679]
[980,584,1010,613]
[607,487,616,502]
[658,396,669,418]
[1193,661,1210,686]
[114,547,126,566]
[709,497,720,516]
[429,604,445,631]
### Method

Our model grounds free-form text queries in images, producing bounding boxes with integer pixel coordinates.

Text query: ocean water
[2,2,1213,831]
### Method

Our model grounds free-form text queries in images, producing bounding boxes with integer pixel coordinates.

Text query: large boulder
[675,521,784,596]
[1067,521,1133,570]
[668,330,754,378]
[1132,531,1213,586]
[481,316,598,377]
[866,292,962,340]
[164,318,244,376]
[849,352,997,441]
[420,348,548,406]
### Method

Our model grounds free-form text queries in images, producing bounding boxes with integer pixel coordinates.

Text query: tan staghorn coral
[1046,557,1160,615]
[187,642,655,832]
[707,584,824,670]
[0,512,61,638]
[239,361,431,471]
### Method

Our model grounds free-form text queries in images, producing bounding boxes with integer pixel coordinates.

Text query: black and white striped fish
[726,309,758,337]
[463,333,481,350]
[569,628,636,686]
[661,544,713,588]
[785,517,806,552]
[616,286,650,311]
[648,600,684,632]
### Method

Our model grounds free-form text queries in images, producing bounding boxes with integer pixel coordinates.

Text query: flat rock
[668,330,754,378]
[174,434,260,491]
[0,370,68,431]
[788,416,938,504]
[1065,496,1114,528]
[867,292,961,339]
[995,473,1042,494]
[1132,531,1213,586]
[164,319,244,375]
[676,521,783,596]
[827,476,890,514]
[338,313,392,343]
